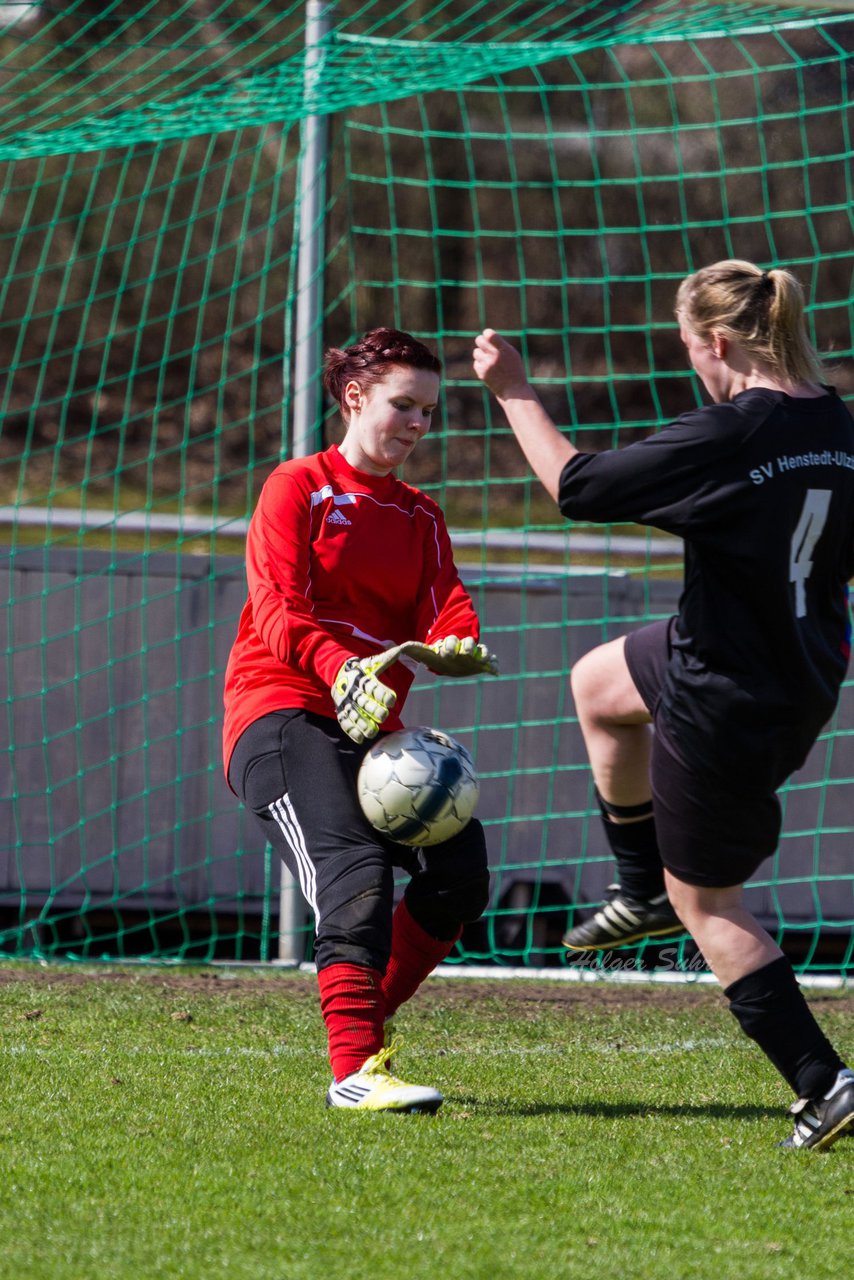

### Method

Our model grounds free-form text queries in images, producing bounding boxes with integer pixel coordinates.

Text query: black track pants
[228,709,490,971]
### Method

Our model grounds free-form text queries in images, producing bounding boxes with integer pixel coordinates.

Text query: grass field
[1,963,852,1280]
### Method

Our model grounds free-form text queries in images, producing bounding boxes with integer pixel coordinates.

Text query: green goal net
[1,1,852,975]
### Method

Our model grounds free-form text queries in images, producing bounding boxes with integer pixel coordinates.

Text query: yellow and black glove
[428,635,499,676]
[331,657,397,744]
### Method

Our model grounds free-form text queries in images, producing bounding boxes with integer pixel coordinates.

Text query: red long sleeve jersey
[222,443,480,777]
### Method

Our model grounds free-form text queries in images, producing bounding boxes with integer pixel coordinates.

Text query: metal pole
[291,0,334,458]
[278,0,334,964]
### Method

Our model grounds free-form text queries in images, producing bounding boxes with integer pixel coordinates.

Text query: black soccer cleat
[779,1070,854,1151]
[562,883,683,950]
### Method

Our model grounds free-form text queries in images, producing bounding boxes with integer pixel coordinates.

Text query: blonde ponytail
[676,259,824,385]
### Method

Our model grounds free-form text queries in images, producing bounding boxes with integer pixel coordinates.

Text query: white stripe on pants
[269,792,320,924]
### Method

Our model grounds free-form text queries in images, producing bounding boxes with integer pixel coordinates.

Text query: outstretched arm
[472,328,577,503]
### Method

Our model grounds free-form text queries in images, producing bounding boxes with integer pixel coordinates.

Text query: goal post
[1,2,853,975]
[279,0,334,963]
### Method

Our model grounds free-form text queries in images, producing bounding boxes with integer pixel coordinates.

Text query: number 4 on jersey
[790,488,832,618]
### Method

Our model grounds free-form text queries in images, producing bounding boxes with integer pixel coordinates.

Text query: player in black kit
[473,259,854,1149]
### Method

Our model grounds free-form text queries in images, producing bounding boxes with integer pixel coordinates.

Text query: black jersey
[558,388,854,791]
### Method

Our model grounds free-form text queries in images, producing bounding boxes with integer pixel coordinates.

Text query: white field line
[3,960,846,992]
[293,960,850,991]
[1,1037,740,1059]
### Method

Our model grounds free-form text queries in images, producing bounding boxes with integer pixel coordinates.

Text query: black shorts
[624,619,782,888]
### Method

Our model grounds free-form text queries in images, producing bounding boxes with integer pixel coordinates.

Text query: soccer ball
[357,726,480,847]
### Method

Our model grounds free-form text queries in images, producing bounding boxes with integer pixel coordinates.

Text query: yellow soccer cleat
[325,1038,443,1114]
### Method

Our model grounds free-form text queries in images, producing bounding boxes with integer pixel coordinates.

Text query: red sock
[317,962,385,1082]
[381,899,461,1017]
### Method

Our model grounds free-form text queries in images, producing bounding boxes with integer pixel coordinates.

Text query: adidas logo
[326,508,351,526]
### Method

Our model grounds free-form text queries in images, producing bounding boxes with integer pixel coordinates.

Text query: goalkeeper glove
[331,657,397,744]
[430,635,499,676]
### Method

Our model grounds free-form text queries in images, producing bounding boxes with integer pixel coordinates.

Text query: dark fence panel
[2,548,852,950]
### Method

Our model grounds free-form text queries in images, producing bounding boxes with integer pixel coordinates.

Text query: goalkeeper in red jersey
[223,328,497,1112]
[474,260,854,1150]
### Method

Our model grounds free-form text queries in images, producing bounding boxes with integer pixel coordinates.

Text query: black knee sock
[725,956,843,1099]
[597,794,665,901]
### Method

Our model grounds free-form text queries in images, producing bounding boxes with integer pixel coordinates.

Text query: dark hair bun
[322,328,441,411]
